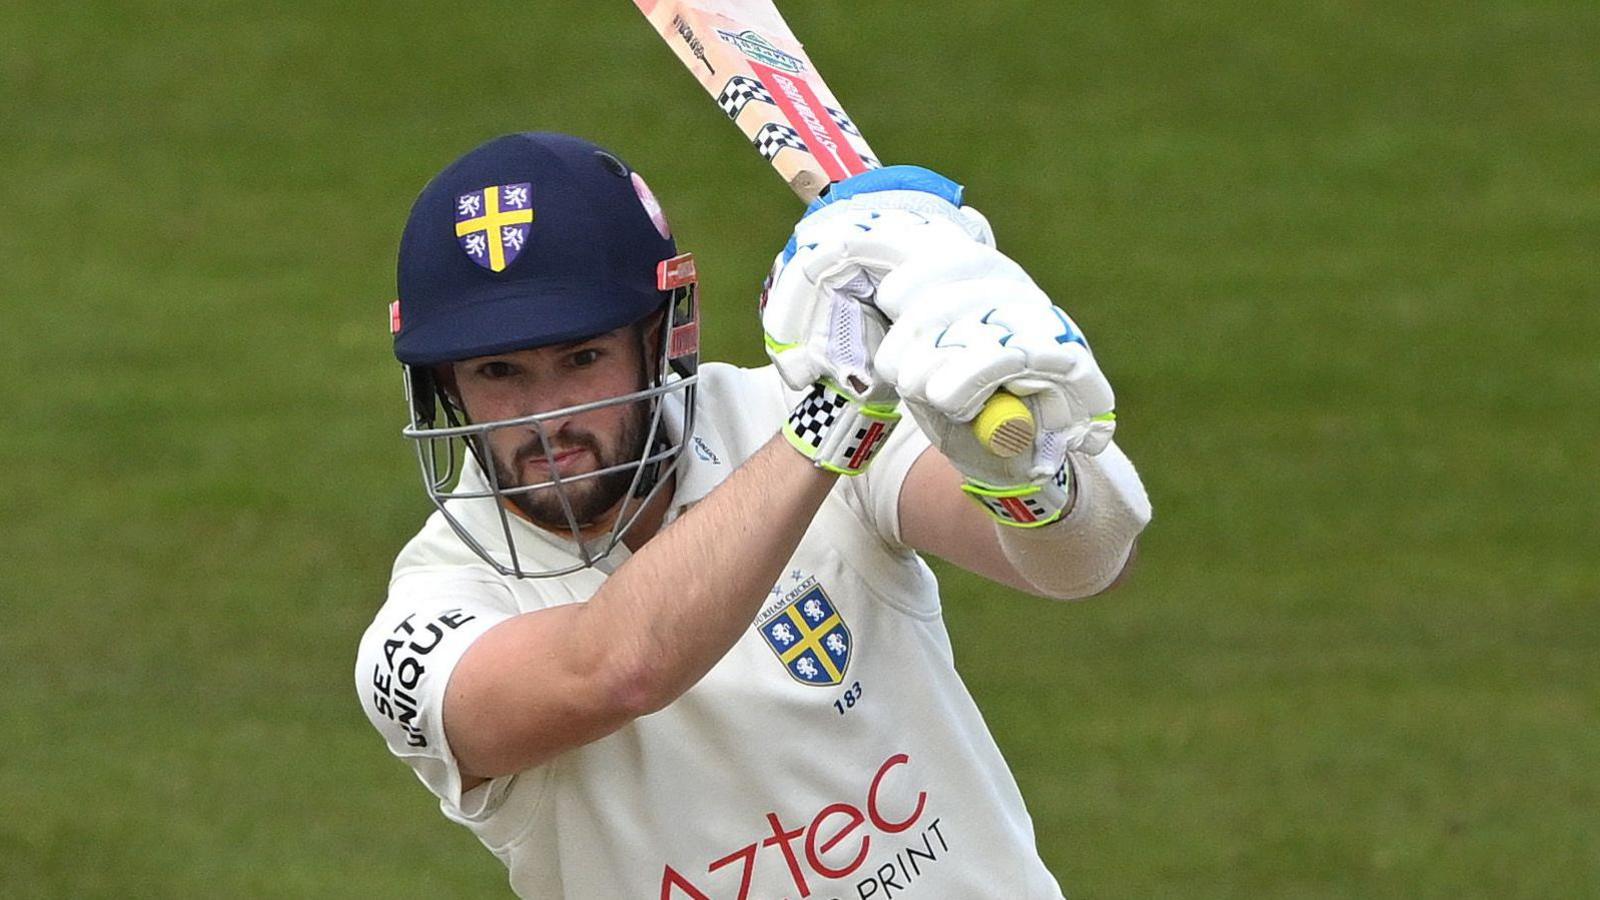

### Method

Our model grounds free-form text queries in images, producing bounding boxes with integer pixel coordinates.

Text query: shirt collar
[661,383,733,515]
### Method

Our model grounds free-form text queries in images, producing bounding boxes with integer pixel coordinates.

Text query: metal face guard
[399,268,701,579]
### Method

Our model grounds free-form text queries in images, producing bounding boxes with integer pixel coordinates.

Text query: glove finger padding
[796,187,997,248]
[898,324,1024,417]
[882,299,1116,476]
[763,246,890,400]
[870,242,1055,396]
[870,239,1038,325]
[787,208,986,289]
[764,208,990,398]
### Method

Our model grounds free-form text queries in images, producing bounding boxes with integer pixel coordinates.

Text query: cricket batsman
[355,132,1152,897]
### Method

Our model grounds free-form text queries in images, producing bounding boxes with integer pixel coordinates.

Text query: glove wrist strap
[961,457,1076,527]
[783,381,901,476]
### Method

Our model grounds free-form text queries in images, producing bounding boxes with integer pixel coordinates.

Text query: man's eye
[571,349,602,367]
[479,361,516,379]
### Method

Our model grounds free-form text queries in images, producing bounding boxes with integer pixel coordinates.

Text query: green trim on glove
[763,332,802,354]
[960,459,1076,528]
[782,380,901,476]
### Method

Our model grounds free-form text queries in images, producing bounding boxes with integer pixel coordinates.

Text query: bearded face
[489,394,652,531]
[447,319,661,538]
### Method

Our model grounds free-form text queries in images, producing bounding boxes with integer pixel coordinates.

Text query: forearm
[446,434,842,778]
[996,443,1152,600]
[581,434,836,711]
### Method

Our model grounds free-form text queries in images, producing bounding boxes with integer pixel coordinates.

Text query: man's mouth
[524,446,589,478]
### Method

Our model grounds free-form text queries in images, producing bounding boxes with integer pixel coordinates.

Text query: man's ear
[433,364,464,411]
[639,309,668,367]
[630,307,668,385]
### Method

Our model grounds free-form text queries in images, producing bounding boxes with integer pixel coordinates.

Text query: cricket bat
[630,0,1036,458]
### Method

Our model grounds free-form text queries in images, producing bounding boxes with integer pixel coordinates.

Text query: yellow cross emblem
[455,186,534,272]
[775,603,846,683]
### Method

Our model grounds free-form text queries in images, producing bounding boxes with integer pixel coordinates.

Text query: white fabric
[762,207,985,397]
[355,362,1067,899]
[998,442,1154,599]
[881,296,1116,490]
[766,219,1115,487]
[866,232,1033,325]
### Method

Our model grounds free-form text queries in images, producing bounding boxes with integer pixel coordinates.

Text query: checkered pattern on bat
[753,123,808,160]
[717,75,776,119]
[824,107,862,136]
[786,383,847,454]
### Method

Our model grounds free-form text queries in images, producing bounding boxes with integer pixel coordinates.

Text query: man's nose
[516,382,580,421]
[518,413,571,454]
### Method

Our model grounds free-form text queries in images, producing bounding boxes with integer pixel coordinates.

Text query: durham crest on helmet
[455,182,534,272]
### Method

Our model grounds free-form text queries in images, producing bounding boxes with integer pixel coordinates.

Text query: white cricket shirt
[356,362,1068,898]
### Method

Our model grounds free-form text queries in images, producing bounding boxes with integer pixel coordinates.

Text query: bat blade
[631,0,879,201]
[631,0,1037,456]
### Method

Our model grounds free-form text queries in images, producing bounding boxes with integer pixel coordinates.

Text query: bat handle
[971,390,1035,458]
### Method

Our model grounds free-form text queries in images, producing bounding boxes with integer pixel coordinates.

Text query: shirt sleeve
[353,569,516,821]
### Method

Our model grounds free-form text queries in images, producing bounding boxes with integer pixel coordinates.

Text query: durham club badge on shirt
[757,576,852,686]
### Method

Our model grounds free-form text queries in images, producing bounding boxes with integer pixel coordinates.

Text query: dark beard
[493,399,652,532]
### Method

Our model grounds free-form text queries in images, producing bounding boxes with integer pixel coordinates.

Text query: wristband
[783,381,901,476]
[961,457,1076,528]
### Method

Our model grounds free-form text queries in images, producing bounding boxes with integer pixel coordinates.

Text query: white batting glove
[878,296,1117,527]
[761,171,993,395]
[763,166,992,476]
[763,227,906,477]
[766,285,900,476]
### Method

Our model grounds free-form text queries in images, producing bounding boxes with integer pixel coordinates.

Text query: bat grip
[971,390,1035,458]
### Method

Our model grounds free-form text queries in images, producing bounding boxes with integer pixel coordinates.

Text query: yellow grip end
[972,390,1035,458]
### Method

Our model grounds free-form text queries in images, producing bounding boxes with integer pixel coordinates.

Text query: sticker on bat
[749,61,870,180]
[752,122,807,161]
[716,29,805,73]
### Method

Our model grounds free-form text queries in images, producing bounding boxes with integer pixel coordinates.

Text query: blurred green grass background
[3,1,1596,896]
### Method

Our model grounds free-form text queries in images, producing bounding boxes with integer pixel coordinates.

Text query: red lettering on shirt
[762,812,810,896]
[659,753,927,897]
[868,753,926,833]
[805,803,869,878]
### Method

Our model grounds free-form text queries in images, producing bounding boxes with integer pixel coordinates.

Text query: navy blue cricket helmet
[393,132,683,365]
[391,132,701,578]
